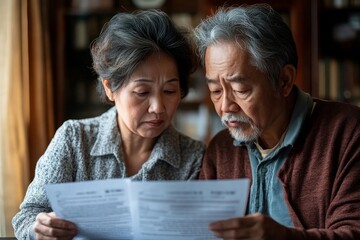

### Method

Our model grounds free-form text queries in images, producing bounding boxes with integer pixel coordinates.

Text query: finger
[212,228,254,240]
[209,220,244,239]
[35,232,75,240]
[209,216,257,231]
[33,222,78,238]
[209,215,266,239]
[34,212,77,237]
[37,212,77,230]
[48,212,57,217]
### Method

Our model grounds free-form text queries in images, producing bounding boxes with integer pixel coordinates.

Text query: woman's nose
[149,95,165,114]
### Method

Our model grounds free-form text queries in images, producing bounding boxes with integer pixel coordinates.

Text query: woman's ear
[279,64,296,97]
[102,79,114,101]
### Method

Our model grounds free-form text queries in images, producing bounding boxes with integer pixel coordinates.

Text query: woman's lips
[146,120,164,127]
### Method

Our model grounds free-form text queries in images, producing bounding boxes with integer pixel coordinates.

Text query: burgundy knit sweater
[200,99,360,240]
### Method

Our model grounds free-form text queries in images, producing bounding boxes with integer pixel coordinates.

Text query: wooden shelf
[48,0,360,141]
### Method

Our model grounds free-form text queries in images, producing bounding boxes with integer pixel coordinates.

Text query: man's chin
[228,128,258,143]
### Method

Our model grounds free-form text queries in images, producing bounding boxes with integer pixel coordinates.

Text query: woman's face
[104,51,181,139]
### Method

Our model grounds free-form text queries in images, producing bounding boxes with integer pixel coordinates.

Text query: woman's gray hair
[194,4,298,89]
[91,9,196,103]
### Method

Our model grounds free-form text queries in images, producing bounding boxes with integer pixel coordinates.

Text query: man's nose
[221,91,240,113]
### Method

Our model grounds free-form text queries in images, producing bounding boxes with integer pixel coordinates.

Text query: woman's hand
[33,212,78,240]
[209,213,291,240]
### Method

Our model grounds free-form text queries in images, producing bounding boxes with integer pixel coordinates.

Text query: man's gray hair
[194,4,298,89]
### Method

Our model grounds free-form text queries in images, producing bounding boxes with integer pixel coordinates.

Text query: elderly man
[194,4,360,240]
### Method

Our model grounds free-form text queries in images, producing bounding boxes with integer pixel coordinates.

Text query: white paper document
[45,179,250,240]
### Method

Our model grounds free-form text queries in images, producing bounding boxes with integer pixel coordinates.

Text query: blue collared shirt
[234,87,313,227]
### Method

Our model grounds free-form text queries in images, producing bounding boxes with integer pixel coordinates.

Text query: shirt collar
[148,126,182,168]
[91,107,122,160]
[282,86,313,147]
[91,107,181,168]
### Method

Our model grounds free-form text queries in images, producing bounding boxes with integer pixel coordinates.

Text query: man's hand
[33,212,78,240]
[209,213,290,240]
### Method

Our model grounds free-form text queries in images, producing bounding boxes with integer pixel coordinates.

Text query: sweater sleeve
[288,227,360,240]
[12,121,77,239]
[280,101,360,240]
[293,131,360,240]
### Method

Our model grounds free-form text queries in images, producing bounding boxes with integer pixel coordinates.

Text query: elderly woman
[13,9,205,239]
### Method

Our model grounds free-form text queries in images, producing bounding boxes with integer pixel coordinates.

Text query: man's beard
[221,114,262,142]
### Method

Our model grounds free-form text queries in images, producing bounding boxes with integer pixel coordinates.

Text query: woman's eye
[134,91,149,97]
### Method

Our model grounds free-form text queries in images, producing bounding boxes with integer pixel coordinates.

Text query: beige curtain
[0,0,29,236]
[0,0,55,236]
[27,0,55,180]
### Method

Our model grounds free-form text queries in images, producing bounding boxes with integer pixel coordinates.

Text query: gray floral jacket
[12,107,205,239]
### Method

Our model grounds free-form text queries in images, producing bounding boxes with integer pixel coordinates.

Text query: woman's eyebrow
[132,78,179,83]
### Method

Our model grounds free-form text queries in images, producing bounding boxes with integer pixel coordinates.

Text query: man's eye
[211,90,221,95]
[164,90,176,94]
[210,90,222,99]
[234,90,250,97]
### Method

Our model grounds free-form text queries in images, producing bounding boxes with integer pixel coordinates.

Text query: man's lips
[226,121,247,128]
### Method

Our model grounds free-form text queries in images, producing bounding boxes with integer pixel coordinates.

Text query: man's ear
[102,79,114,101]
[279,64,296,97]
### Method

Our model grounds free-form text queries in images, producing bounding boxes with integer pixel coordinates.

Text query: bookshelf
[63,11,114,119]
[318,0,360,105]
[49,0,360,144]
[49,0,223,143]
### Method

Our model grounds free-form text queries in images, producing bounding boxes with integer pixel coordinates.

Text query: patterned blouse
[12,107,205,239]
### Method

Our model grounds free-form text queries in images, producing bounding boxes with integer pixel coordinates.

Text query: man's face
[204,41,283,143]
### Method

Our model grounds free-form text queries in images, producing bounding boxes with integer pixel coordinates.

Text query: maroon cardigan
[200,99,360,240]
